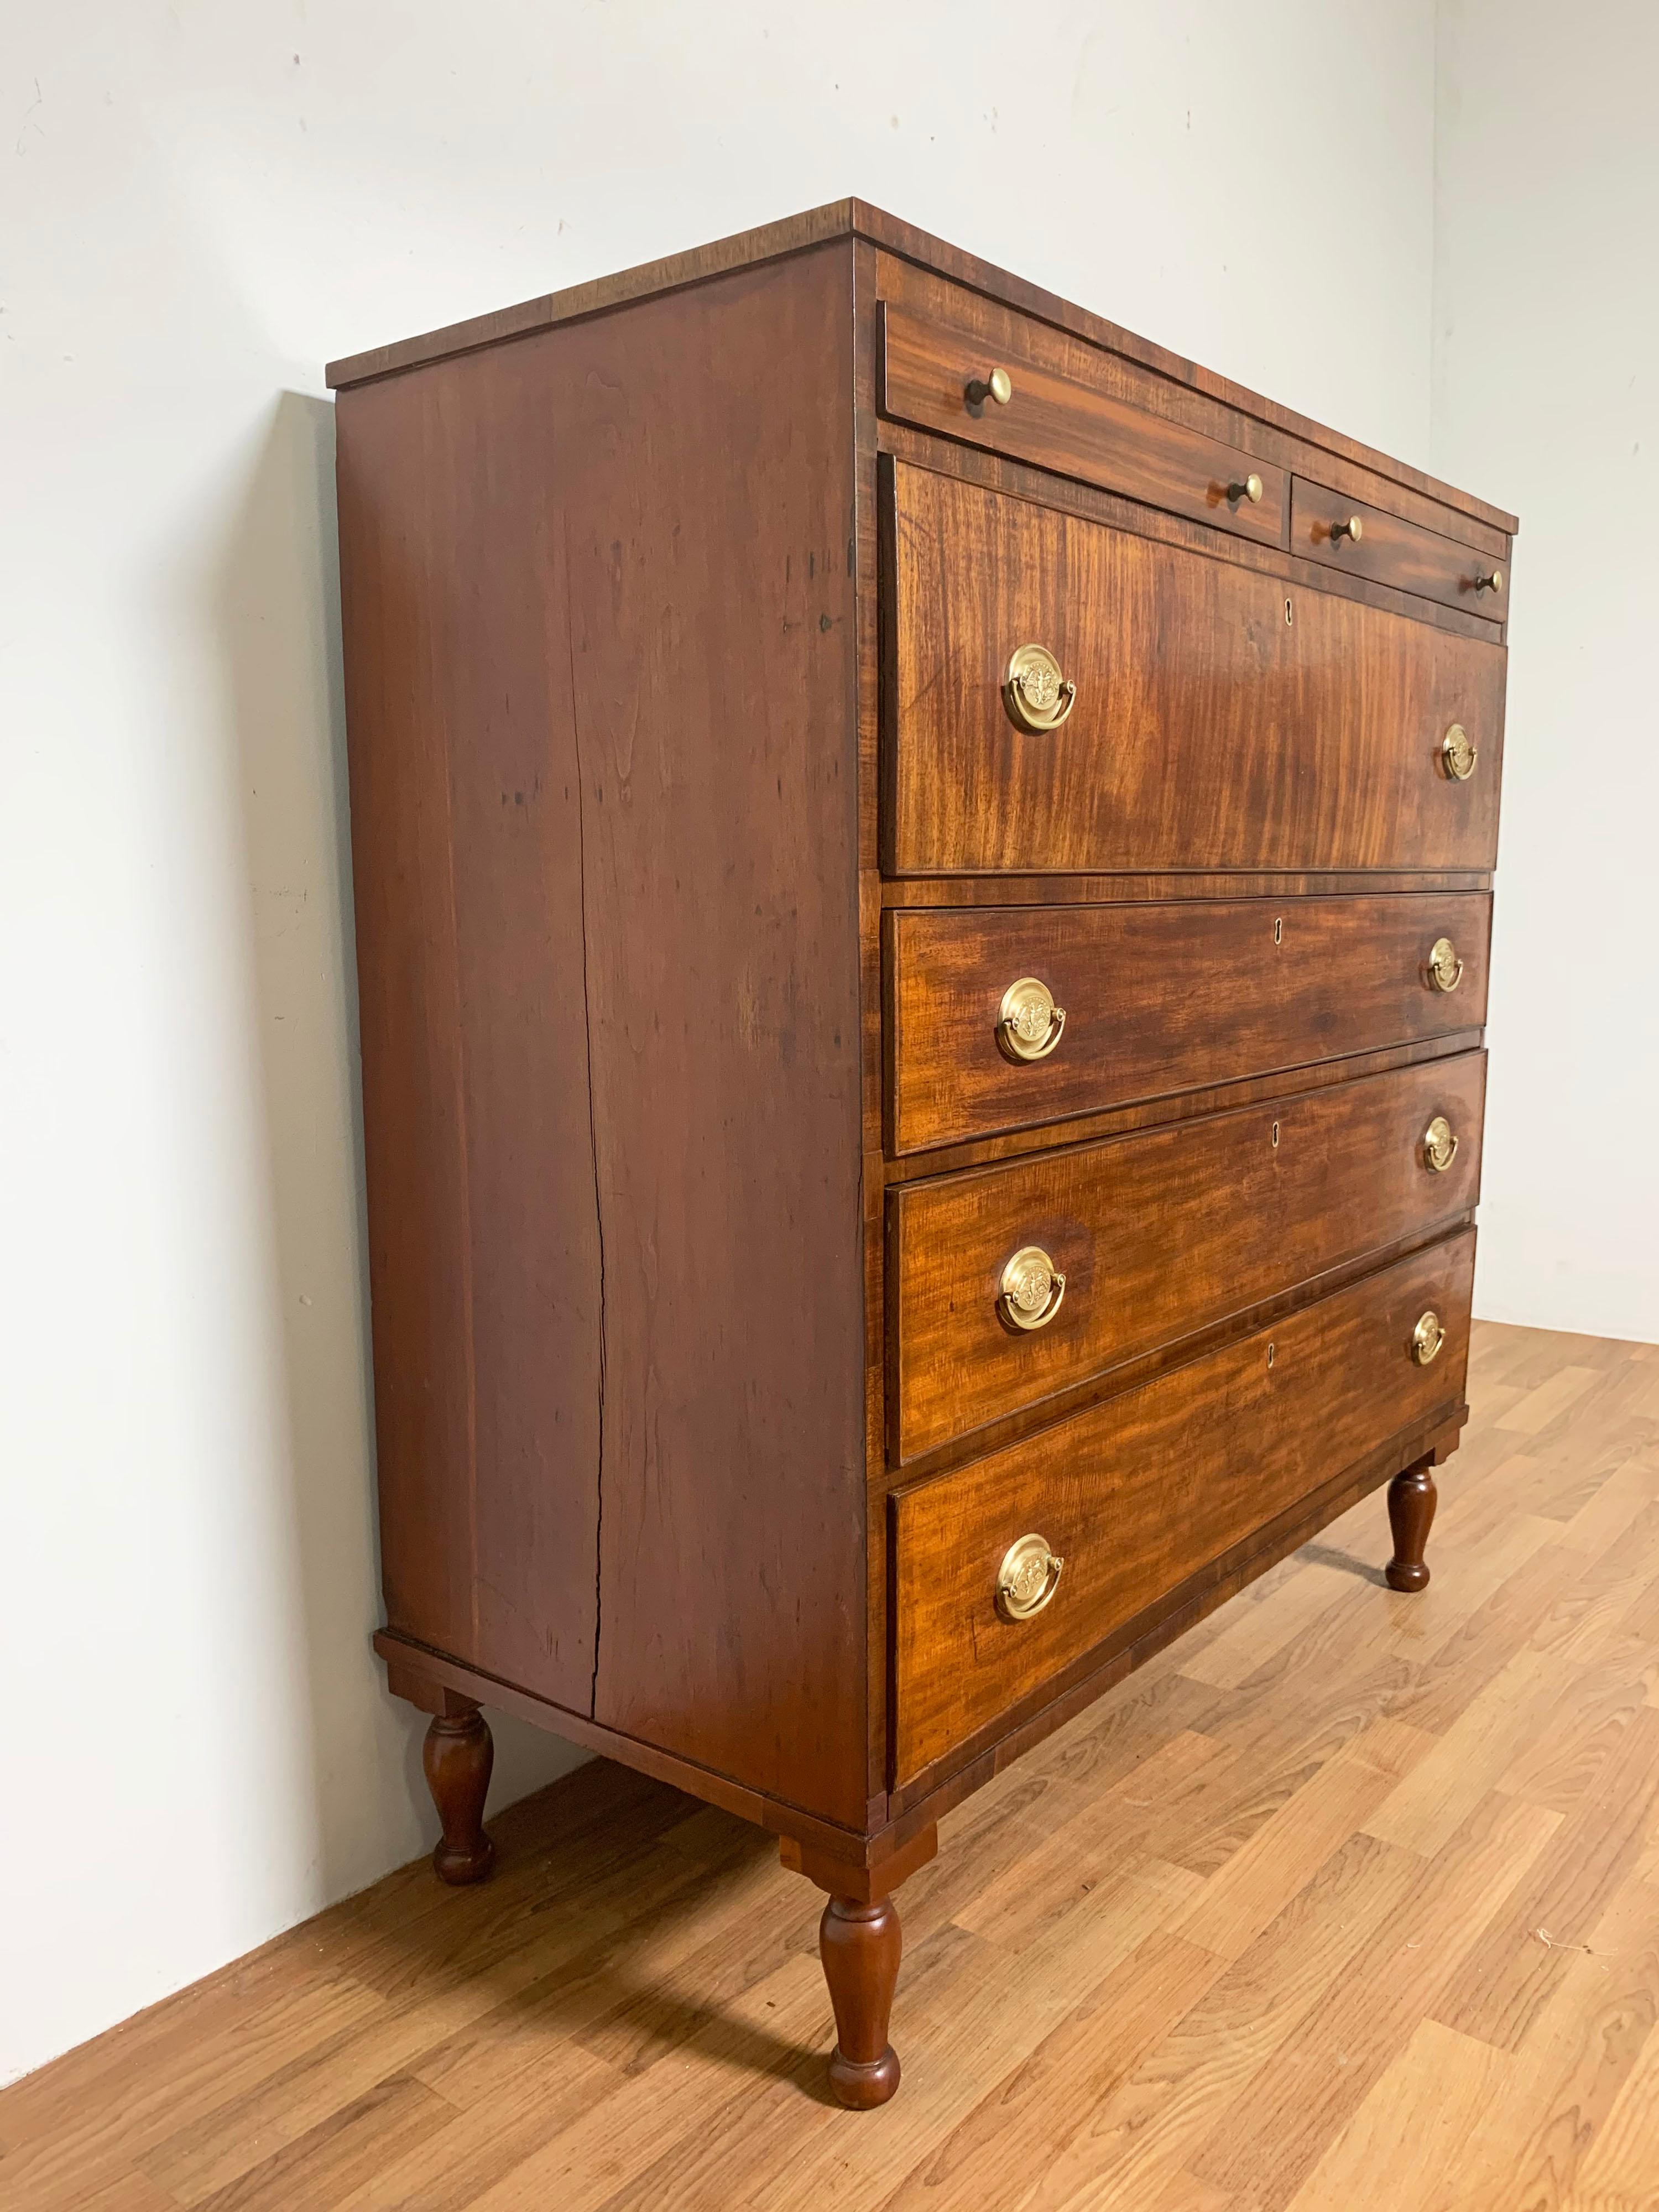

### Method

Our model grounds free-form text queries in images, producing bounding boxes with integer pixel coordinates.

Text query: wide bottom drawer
[891,1229,1475,1788]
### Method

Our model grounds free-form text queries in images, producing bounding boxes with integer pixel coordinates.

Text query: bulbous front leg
[820,1894,903,2109]
[423,1704,495,1884]
[1386,1458,1438,1592]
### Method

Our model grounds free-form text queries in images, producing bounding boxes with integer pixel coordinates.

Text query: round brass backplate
[997,975,1066,1063]
[999,1245,1066,1333]
[1004,643,1077,733]
[1412,1310,1447,1366]
[996,1533,1065,1621]
[1423,1115,1459,1173]
[1426,937,1464,993]
[1441,723,1478,781]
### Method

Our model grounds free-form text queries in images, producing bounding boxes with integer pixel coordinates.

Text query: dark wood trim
[325,200,1517,536]
[878,1027,1487,1186]
[374,1626,889,1859]
[880,873,1493,907]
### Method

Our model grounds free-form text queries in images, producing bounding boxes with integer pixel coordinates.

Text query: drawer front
[891,1053,1485,1462]
[892,1231,1475,1786]
[887,463,1505,874]
[1291,477,1507,622]
[880,302,1286,547]
[889,892,1491,1155]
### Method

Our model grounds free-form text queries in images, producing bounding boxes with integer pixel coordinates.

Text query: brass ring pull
[1228,472,1265,505]
[1474,566,1504,594]
[966,366,1013,408]
[996,1533,1065,1621]
[1412,1310,1446,1366]
[1441,724,1478,781]
[1330,514,1365,544]
[999,1246,1066,1333]
[997,977,1067,1063]
[1004,643,1077,733]
[1423,1115,1459,1173]
[1426,937,1464,994]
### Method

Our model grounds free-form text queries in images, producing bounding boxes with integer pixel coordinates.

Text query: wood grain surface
[889,891,1492,1154]
[336,333,604,1708]
[1290,475,1507,622]
[890,1052,1486,1462]
[326,202,1521,540]
[549,248,871,1827]
[891,1233,1477,1785]
[12,1318,1652,2212]
[886,462,1506,874]
[879,302,1287,545]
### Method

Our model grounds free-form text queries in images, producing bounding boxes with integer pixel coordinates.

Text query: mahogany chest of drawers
[328,201,1512,2109]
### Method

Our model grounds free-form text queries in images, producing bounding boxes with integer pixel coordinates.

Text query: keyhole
[1285,597,1294,627]
[1266,1342,1277,1370]
[1273,916,1284,946]
[1271,1120,1280,1149]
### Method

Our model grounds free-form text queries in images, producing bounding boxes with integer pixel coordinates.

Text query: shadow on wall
[217,391,587,1907]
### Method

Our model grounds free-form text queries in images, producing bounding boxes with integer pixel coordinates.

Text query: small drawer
[888,892,1491,1155]
[879,302,1285,546]
[891,1230,1475,1786]
[1291,478,1509,622]
[890,1053,1485,1462]
[886,463,1505,877]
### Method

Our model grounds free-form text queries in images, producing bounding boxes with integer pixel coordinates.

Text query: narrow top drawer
[1291,478,1508,623]
[880,302,1285,547]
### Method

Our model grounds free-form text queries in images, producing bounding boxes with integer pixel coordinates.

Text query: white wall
[1,1,1438,2084]
[1434,2,1659,1344]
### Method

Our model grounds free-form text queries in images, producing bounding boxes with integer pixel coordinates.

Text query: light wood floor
[7,1319,1659,2211]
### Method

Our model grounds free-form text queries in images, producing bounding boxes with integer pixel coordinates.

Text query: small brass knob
[1474,566,1504,594]
[997,977,1067,1063]
[1412,1310,1447,1366]
[1441,724,1478,781]
[999,1246,1067,1333]
[966,366,1013,408]
[1004,643,1077,733]
[1426,937,1464,994]
[1228,472,1265,505]
[1330,514,1365,545]
[996,1533,1065,1621]
[1423,1115,1459,1173]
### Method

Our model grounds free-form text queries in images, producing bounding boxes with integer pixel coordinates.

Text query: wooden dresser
[328,201,1512,2109]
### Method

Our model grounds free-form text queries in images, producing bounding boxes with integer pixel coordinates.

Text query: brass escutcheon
[1426,937,1464,993]
[996,1533,1065,1621]
[1412,1310,1447,1366]
[997,975,1067,1063]
[1423,1115,1459,1173]
[1004,643,1077,733]
[1441,724,1478,781]
[999,1245,1067,1333]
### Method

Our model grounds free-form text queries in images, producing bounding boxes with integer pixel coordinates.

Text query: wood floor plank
[1281,2017,1513,2212]
[6,1321,1659,2212]
[1187,1791,1562,2204]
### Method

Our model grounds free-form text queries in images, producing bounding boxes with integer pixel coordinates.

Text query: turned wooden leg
[423,1705,495,1884]
[820,1895,902,2109]
[780,1819,936,2109]
[1386,1458,1438,1592]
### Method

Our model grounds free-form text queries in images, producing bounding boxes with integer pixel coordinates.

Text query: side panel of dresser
[336,340,604,1710]
[340,243,873,1828]
[549,246,872,1827]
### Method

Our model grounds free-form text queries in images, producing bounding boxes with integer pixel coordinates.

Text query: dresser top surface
[325,198,1517,539]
